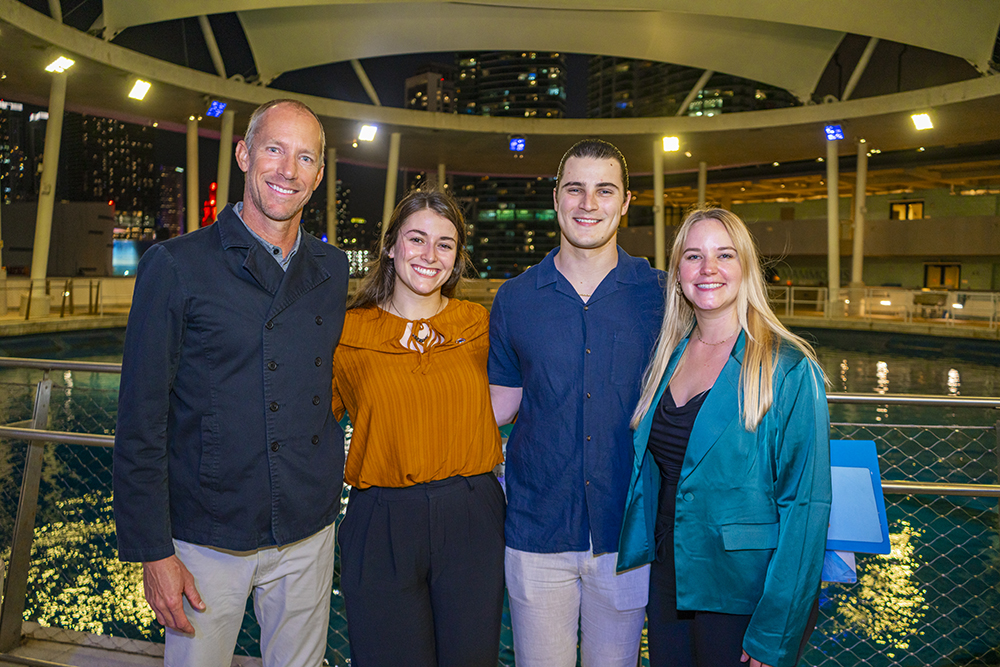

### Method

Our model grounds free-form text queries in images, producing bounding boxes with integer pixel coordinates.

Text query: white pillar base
[19,293,51,318]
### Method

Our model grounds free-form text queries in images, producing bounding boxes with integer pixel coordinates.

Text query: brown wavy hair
[349,186,470,310]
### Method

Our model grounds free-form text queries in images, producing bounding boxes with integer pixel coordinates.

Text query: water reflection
[2,493,157,636]
[947,368,961,395]
[824,520,927,650]
[875,361,889,422]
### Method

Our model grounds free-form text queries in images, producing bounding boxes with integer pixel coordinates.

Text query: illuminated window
[889,200,923,220]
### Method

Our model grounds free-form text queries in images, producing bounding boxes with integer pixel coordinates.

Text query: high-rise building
[60,113,158,234]
[405,63,457,113]
[454,174,559,279]
[587,57,798,118]
[157,167,184,239]
[0,99,34,204]
[456,52,567,118]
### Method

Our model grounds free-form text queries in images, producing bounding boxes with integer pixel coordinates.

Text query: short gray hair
[244,99,326,165]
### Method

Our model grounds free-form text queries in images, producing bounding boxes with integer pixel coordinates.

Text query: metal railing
[0,277,135,319]
[0,360,998,666]
[767,285,1000,329]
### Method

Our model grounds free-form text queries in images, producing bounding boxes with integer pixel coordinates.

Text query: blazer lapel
[680,332,746,480]
[266,239,331,321]
[242,243,284,295]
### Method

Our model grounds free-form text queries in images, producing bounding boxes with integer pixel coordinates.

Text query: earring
[674,281,683,296]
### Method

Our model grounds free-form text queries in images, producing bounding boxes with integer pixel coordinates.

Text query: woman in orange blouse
[332,186,504,667]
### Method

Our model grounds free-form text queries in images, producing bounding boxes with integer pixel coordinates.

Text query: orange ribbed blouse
[331,299,503,489]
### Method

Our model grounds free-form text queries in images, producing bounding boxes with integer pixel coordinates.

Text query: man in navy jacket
[114,99,348,666]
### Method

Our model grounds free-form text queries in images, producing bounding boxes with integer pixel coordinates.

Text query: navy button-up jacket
[489,247,664,554]
[114,205,349,562]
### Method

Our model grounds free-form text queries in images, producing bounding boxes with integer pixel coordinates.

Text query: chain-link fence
[808,421,1000,667]
[2,364,999,666]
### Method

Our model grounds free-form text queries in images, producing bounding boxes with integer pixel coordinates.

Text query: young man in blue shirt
[489,139,665,667]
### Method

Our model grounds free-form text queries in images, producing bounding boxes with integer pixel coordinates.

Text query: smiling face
[389,208,459,299]
[678,218,744,319]
[235,103,324,228]
[554,155,631,253]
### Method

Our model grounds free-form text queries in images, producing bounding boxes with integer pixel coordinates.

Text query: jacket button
[315,357,322,367]
[269,401,279,412]
[683,492,694,502]
[311,435,320,445]
[267,361,277,371]
[315,316,323,325]
[265,320,274,330]
[270,441,279,452]
[586,392,591,398]
[586,435,591,441]
[312,395,321,405]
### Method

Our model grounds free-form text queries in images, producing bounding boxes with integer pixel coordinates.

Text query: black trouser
[646,482,818,667]
[339,473,506,667]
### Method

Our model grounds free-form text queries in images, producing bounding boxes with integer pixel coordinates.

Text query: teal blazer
[617,332,831,667]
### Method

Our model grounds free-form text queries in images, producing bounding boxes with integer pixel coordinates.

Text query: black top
[647,386,708,485]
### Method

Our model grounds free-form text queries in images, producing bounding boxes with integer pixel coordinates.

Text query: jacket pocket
[721,522,779,551]
[198,414,220,490]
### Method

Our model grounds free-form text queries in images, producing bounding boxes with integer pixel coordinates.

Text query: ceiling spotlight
[772,162,780,167]
[684,151,692,157]
[662,136,680,152]
[911,113,933,130]
[128,80,151,100]
[45,56,75,73]
[358,125,378,142]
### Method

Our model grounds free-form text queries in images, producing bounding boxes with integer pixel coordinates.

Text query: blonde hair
[630,207,823,431]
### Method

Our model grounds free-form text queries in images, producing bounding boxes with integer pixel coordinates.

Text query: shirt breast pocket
[611,332,643,386]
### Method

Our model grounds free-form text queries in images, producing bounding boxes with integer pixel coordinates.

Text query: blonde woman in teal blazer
[617,208,831,667]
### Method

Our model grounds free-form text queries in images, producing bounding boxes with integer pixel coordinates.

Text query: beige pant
[164,522,336,667]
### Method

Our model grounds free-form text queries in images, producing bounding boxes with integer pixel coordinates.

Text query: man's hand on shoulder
[143,554,205,634]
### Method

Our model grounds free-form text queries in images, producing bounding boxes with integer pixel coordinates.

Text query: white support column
[851,142,868,286]
[842,38,880,101]
[24,70,67,316]
[216,108,235,213]
[653,138,665,271]
[437,162,447,189]
[30,72,67,285]
[826,139,841,315]
[676,70,714,117]
[186,116,199,233]
[326,147,338,246]
[381,132,401,243]
[697,161,708,207]
[198,15,227,78]
[847,141,869,316]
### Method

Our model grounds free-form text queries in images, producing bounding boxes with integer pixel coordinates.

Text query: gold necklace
[695,327,739,346]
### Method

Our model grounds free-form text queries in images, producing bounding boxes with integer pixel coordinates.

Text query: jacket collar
[635,329,748,479]
[215,204,331,311]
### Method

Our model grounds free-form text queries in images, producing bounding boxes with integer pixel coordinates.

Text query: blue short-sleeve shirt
[489,246,665,554]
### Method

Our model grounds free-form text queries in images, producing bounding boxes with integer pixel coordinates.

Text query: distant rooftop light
[206,100,227,118]
[911,113,933,130]
[662,136,679,152]
[824,124,844,141]
[358,125,378,142]
[129,80,151,100]
[45,56,74,73]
